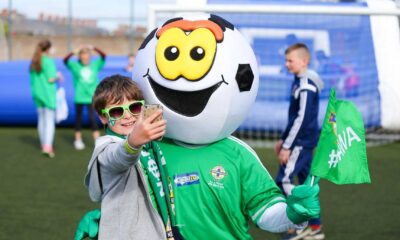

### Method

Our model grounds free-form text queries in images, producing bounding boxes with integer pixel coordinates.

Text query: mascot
[75,14,320,240]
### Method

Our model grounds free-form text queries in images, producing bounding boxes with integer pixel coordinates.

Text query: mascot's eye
[164,46,179,61]
[190,47,205,61]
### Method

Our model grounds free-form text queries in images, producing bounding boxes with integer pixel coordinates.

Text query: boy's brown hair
[285,43,310,62]
[93,74,143,115]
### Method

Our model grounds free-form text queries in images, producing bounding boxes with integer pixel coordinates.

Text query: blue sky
[0,0,174,29]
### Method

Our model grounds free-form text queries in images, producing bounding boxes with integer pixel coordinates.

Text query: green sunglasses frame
[101,100,145,120]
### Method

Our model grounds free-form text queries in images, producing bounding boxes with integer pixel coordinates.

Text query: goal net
[148,0,400,146]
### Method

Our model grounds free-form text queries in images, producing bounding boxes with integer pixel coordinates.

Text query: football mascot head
[133,14,259,144]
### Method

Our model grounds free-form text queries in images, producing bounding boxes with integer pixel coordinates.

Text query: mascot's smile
[144,69,227,117]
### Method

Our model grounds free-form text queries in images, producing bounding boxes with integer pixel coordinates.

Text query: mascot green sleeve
[75,14,319,240]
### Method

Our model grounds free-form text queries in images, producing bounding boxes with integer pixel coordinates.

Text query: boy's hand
[128,110,166,148]
[57,72,64,82]
[73,47,81,55]
[74,209,101,240]
[86,44,94,50]
[278,148,291,165]
[274,140,282,156]
[286,183,320,224]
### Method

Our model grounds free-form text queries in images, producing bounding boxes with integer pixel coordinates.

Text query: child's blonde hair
[285,43,310,63]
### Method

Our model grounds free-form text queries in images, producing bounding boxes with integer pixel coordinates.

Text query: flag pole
[309,175,316,186]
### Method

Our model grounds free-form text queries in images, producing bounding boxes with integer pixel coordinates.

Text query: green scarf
[141,142,176,239]
[105,128,176,239]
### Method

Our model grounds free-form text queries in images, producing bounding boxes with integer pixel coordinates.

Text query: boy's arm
[85,137,142,201]
[97,139,141,173]
[93,46,106,61]
[282,88,317,150]
[278,89,312,164]
[280,122,291,143]
[90,46,106,71]
[63,52,74,66]
[88,111,165,200]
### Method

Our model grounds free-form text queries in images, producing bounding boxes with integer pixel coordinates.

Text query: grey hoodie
[85,135,166,240]
[298,69,324,91]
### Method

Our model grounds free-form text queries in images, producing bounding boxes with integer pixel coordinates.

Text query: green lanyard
[105,128,176,239]
[141,142,176,239]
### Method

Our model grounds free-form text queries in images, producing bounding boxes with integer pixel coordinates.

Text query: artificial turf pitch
[0,127,398,240]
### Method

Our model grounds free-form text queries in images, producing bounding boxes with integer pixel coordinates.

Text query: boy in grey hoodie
[76,74,168,240]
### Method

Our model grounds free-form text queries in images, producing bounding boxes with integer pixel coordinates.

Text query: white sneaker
[302,227,325,240]
[303,228,325,240]
[74,140,85,150]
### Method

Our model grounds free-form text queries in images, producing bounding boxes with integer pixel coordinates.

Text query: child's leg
[276,146,311,195]
[87,104,99,139]
[297,148,313,185]
[275,165,288,195]
[74,104,85,150]
[275,146,303,195]
[37,107,45,147]
[75,104,84,140]
[42,107,55,152]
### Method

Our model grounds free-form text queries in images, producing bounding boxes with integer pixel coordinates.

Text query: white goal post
[146,0,400,145]
[148,4,400,31]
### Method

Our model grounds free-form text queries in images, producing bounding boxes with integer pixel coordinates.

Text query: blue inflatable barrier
[1,1,395,131]
[0,56,131,126]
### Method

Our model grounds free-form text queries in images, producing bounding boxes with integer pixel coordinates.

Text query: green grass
[251,143,400,240]
[0,127,399,240]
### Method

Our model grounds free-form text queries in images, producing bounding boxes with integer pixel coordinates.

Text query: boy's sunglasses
[101,100,145,120]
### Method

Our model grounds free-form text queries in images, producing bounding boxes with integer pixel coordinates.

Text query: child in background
[124,53,135,72]
[64,45,106,150]
[275,43,325,240]
[29,39,63,158]
[76,74,170,240]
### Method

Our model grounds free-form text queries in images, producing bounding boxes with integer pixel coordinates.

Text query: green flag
[311,89,371,184]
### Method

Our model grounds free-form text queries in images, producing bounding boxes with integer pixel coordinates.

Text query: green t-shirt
[29,55,58,109]
[158,136,285,240]
[66,58,105,104]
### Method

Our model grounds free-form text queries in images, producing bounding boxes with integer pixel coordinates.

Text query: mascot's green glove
[74,209,101,240]
[286,176,321,224]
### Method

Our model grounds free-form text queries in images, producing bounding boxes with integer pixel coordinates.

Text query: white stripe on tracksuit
[282,146,302,195]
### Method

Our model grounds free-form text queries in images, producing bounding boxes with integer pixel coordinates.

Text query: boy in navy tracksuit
[275,43,325,240]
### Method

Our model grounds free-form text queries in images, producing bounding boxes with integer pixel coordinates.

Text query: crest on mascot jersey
[210,165,228,181]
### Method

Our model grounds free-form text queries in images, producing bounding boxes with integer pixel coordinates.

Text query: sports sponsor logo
[174,172,200,187]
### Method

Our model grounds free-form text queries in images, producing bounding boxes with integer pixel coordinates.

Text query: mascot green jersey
[75,14,320,240]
